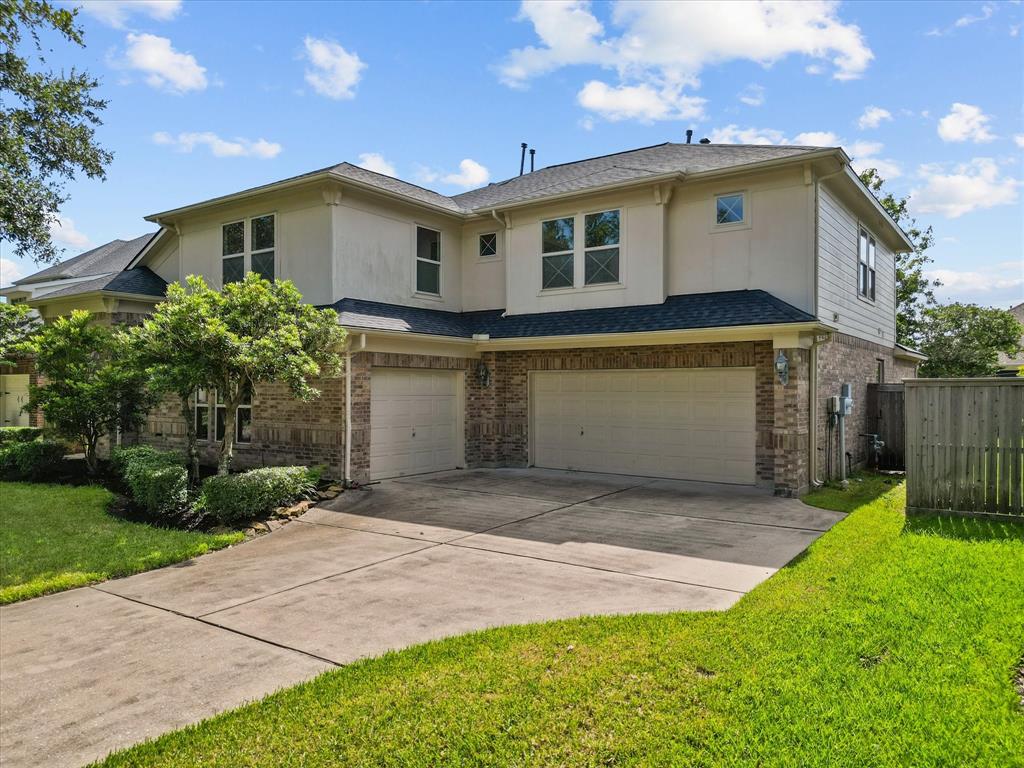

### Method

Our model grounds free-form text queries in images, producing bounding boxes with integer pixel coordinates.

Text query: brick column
[771,346,810,496]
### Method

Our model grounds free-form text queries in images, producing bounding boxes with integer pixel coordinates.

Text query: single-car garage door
[370,369,461,480]
[531,368,756,484]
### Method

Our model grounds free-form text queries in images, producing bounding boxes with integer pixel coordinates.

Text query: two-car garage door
[531,368,756,485]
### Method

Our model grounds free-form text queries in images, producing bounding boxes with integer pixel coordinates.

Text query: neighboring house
[4,140,925,494]
[1,234,161,427]
[997,302,1024,376]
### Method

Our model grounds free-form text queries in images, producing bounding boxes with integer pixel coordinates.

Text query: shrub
[0,427,43,446]
[198,466,317,524]
[112,446,188,517]
[0,440,67,481]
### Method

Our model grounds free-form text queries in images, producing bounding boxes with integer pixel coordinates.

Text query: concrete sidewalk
[0,469,843,768]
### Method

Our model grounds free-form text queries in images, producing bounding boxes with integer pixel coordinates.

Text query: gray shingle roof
[330,290,815,340]
[39,267,167,300]
[330,163,465,213]
[17,233,157,284]
[452,143,822,211]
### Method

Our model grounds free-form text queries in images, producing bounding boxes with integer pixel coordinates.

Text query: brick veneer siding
[136,377,346,478]
[814,333,917,480]
[132,339,819,494]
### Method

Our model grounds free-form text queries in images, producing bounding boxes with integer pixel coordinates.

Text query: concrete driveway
[0,468,844,768]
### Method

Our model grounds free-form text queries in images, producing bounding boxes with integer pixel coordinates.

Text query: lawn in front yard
[0,482,243,604]
[98,475,1024,767]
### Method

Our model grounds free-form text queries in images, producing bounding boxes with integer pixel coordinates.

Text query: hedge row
[110,446,318,526]
[0,440,66,481]
[0,427,44,446]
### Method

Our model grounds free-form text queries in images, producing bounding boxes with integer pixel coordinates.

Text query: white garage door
[531,368,756,485]
[370,369,461,480]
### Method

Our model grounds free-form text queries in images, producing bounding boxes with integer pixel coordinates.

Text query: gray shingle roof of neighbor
[329,289,816,340]
[38,267,167,300]
[17,232,158,284]
[451,142,825,211]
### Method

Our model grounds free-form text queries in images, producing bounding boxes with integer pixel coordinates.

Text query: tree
[124,279,222,483]
[859,169,941,345]
[26,310,152,473]
[0,301,39,366]
[917,303,1023,378]
[172,274,345,475]
[1,0,112,263]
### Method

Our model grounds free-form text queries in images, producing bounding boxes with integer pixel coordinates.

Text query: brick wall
[815,333,916,480]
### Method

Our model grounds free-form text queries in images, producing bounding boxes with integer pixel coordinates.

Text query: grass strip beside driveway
[0,482,242,604]
[96,475,1024,767]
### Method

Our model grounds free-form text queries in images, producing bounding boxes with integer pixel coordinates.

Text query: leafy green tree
[125,279,222,483]
[1,0,112,263]
[917,303,1023,378]
[26,310,153,473]
[859,169,940,345]
[163,274,345,475]
[0,301,39,366]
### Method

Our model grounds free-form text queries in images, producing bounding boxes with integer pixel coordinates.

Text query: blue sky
[2,0,1022,307]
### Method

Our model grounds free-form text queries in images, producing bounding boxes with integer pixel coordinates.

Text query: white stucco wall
[665,167,815,314]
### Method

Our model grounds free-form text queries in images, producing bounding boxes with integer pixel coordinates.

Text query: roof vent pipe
[685,129,693,144]
[699,137,711,144]
[529,148,535,172]
[519,143,527,176]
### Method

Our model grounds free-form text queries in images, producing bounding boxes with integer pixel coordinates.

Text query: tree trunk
[84,432,99,475]
[179,394,200,485]
[218,397,237,475]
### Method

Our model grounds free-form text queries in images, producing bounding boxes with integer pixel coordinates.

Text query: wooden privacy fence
[866,383,905,471]
[905,378,1024,518]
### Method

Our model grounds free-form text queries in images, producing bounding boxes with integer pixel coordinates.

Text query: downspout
[343,332,366,487]
[810,160,849,486]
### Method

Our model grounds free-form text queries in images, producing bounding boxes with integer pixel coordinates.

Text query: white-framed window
[584,209,620,285]
[541,216,574,289]
[479,232,498,259]
[195,388,252,444]
[221,214,275,286]
[415,226,441,295]
[715,192,745,225]
[858,227,876,301]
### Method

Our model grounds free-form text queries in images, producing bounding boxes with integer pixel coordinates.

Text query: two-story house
[5,141,924,494]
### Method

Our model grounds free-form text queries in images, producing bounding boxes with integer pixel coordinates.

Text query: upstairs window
[584,209,620,285]
[479,232,498,258]
[858,228,876,300]
[416,226,441,295]
[222,222,244,285]
[221,214,275,286]
[541,217,574,289]
[716,193,745,225]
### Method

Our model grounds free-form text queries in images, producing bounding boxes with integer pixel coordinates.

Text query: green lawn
[0,482,243,604]
[99,475,1024,767]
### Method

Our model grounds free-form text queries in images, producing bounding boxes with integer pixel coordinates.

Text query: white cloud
[955,3,995,29]
[708,125,787,145]
[579,115,595,131]
[442,159,490,189]
[356,152,397,177]
[499,1,871,124]
[79,0,181,29]
[927,261,1024,305]
[1014,134,1024,148]
[302,37,365,100]
[857,105,892,130]
[152,131,282,158]
[848,140,902,179]
[121,33,207,93]
[793,131,840,146]
[48,215,91,250]
[1,258,28,287]
[911,158,1020,218]
[577,80,705,123]
[937,103,996,143]
[738,83,765,107]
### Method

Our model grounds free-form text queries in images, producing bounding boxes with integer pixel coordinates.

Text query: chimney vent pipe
[519,143,527,176]
[529,148,535,172]
[685,129,693,144]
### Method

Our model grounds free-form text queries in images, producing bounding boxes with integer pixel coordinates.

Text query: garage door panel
[370,370,460,481]
[532,368,756,485]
